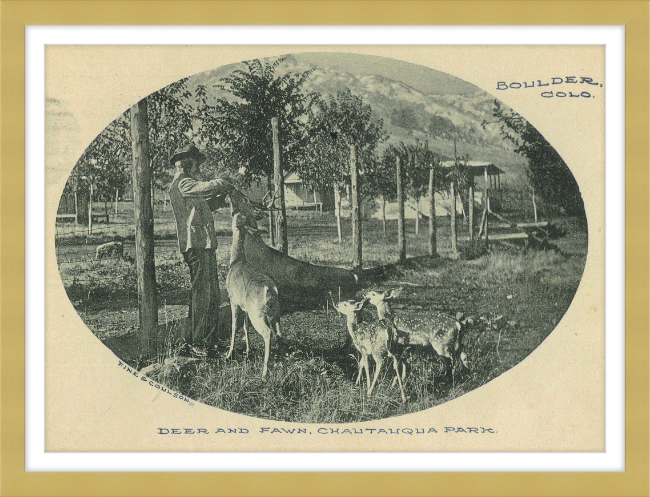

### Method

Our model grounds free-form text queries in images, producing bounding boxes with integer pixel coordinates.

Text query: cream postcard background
[44,45,605,452]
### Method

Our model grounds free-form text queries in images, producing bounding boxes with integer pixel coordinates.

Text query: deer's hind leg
[391,361,408,387]
[242,316,250,355]
[363,353,371,391]
[355,355,365,386]
[249,312,273,378]
[368,355,383,398]
[226,303,244,359]
[272,318,284,353]
[390,354,407,403]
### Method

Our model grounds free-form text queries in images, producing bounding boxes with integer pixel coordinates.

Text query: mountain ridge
[186,55,528,181]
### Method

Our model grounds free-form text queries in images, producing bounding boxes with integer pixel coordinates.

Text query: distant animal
[95,240,123,260]
[333,298,406,403]
[225,212,281,378]
[365,288,469,379]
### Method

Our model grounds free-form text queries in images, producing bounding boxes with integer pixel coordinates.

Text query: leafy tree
[195,58,318,185]
[445,156,472,219]
[147,78,195,195]
[390,106,419,132]
[67,77,195,213]
[65,114,132,213]
[295,88,388,241]
[428,114,456,139]
[365,147,401,234]
[398,141,448,234]
[297,88,387,190]
[487,99,585,216]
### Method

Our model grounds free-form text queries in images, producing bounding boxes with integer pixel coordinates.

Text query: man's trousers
[182,248,220,346]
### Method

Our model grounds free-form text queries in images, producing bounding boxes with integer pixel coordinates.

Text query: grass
[138,297,520,423]
[118,244,585,423]
[58,211,588,422]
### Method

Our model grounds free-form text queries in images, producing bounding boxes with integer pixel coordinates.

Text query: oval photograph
[55,53,587,423]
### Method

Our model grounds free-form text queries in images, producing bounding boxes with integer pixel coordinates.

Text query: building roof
[284,171,302,184]
[441,160,504,176]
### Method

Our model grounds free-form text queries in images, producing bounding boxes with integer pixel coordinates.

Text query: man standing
[168,144,233,352]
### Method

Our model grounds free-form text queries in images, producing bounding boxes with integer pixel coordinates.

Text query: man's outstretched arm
[178,177,232,198]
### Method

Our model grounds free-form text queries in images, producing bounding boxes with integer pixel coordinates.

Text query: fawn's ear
[353,299,368,312]
[386,287,404,300]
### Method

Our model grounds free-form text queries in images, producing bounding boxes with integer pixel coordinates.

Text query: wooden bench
[458,232,529,242]
[92,213,110,224]
[56,214,77,223]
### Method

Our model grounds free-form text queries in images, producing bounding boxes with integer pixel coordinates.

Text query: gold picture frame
[4,1,648,495]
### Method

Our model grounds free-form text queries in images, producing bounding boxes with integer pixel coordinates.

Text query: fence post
[350,144,362,272]
[484,167,490,249]
[130,98,158,360]
[74,188,79,225]
[468,174,474,243]
[428,167,437,256]
[450,179,458,254]
[87,182,93,236]
[397,154,406,263]
[334,185,342,243]
[271,118,288,254]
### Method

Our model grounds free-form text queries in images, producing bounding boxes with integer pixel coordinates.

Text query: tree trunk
[334,185,342,243]
[415,196,420,235]
[397,155,406,263]
[484,167,490,249]
[88,182,93,236]
[267,175,275,247]
[115,188,119,215]
[382,195,387,235]
[485,194,490,248]
[532,188,538,223]
[151,174,156,213]
[130,98,158,359]
[271,118,288,254]
[450,181,457,254]
[468,177,474,243]
[350,144,362,272]
[429,168,437,256]
[74,188,79,225]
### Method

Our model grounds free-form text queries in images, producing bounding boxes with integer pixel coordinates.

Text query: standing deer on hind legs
[226,213,281,378]
[332,297,407,403]
[365,288,470,384]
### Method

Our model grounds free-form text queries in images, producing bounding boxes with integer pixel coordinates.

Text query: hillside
[187,54,529,182]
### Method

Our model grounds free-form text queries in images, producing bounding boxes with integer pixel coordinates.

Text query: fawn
[225,213,281,378]
[365,288,469,379]
[333,298,407,403]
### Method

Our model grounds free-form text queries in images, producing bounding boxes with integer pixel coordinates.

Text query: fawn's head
[333,298,368,322]
[365,287,403,316]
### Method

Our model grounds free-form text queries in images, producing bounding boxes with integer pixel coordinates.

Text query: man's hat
[170,144,206,166]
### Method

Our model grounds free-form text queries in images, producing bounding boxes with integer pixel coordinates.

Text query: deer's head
[229,187,282,228]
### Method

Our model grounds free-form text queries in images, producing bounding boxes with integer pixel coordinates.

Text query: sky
[293,52,479,95]
[188,52,480,97]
